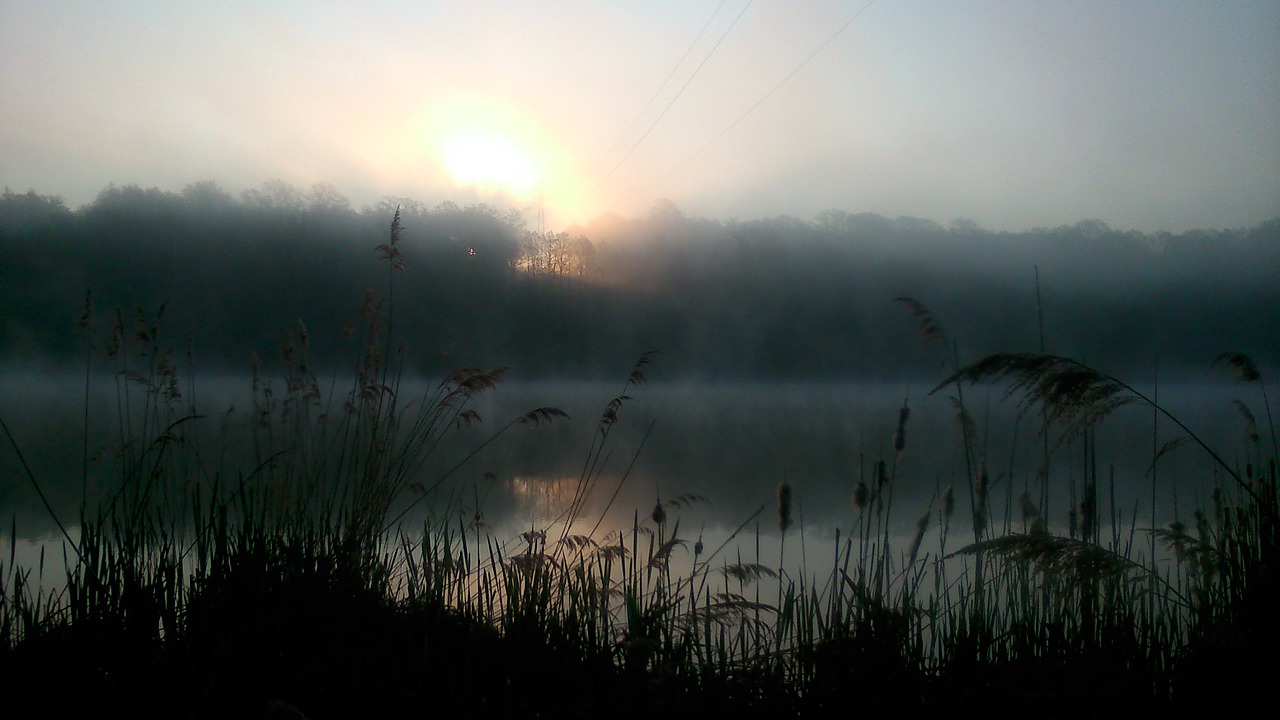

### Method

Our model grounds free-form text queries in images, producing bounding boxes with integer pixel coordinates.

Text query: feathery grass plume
[1231,399,1260,444]
[1214,351,1261,383]
[950,529,1143,583]
[777,481,793,533]
[1146,437,1190,476]
[949,395,977,449]
[517,406,571,427]
[894,296,947,347]
[907,510,930,566]
[600,395,631,429]
[648,535,686,570]
[374,206,405,270]
[625,351,659,389]
[721,563,777,583]
[1216,349,1278,460]
[930,352,1137,452]
[942,486,955,520]
[76,288,92,331]
[1151,519,1222,580]
[893,401,910,453]
[937,352,1270,514]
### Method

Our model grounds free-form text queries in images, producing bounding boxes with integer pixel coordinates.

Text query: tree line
[2,182,1276,381]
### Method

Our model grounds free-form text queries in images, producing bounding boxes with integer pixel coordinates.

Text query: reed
[0,224,1273,715]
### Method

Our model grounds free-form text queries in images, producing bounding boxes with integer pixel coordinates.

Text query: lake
[2,367,1265,585]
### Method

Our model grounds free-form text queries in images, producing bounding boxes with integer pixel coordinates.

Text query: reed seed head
[76,288,92,331]
[777,481,793,533]
[1214,351,1261,383]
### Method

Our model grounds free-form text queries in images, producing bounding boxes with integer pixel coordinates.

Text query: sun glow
[440,129,540,197]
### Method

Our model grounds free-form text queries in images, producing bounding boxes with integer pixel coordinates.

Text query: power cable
[645,0,877,193]
[601,0,731,163]
[591,0,756,195]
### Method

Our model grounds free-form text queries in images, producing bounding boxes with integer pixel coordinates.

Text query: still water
[0,369,1267,581]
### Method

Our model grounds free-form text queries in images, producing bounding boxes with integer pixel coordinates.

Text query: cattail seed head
[908,511,930,565]
[893,402,910,453]
[942,486,955,519]
[777,481,793,534]
[977,464,989,506]
[1019,492,1038,524]
[853,481,869,512]
[651,501,667,526]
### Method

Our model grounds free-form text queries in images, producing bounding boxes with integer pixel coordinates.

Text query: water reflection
[1,371,1261,553]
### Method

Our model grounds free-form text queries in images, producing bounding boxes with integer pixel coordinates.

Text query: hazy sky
[2,0,1277,232]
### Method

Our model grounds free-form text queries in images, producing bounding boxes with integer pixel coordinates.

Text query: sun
[440,129,540,197]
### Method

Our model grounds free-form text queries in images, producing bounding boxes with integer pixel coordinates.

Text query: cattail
[875,460,888,489]
[1019,492,1038,524]
[976,463,989,512]
[1194,509,1210,545]
[908,511,930,566]
[694,535,704,557]
[777,481,793,534]
[853,481,869,512]
[893,402,910,453]
[1080,485,1097,540]
[651,500,667,526]
[974,468,989,536]
[942,486,955,520]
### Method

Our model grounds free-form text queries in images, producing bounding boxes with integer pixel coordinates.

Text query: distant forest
[2,181,1276,381]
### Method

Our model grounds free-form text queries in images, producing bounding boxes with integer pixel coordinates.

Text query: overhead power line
[647,0,877,192]
[601,0,731,163]
[592,0,756,195]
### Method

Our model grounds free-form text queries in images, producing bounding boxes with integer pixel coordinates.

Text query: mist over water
[1,370,1260,548]
[1,189,1274,590]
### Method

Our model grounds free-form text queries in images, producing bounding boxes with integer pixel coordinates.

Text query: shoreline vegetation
[2,184,1277,380]
[2,209,1276,717]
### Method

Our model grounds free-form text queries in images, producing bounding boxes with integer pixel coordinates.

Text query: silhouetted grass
[1,220,1274,718]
